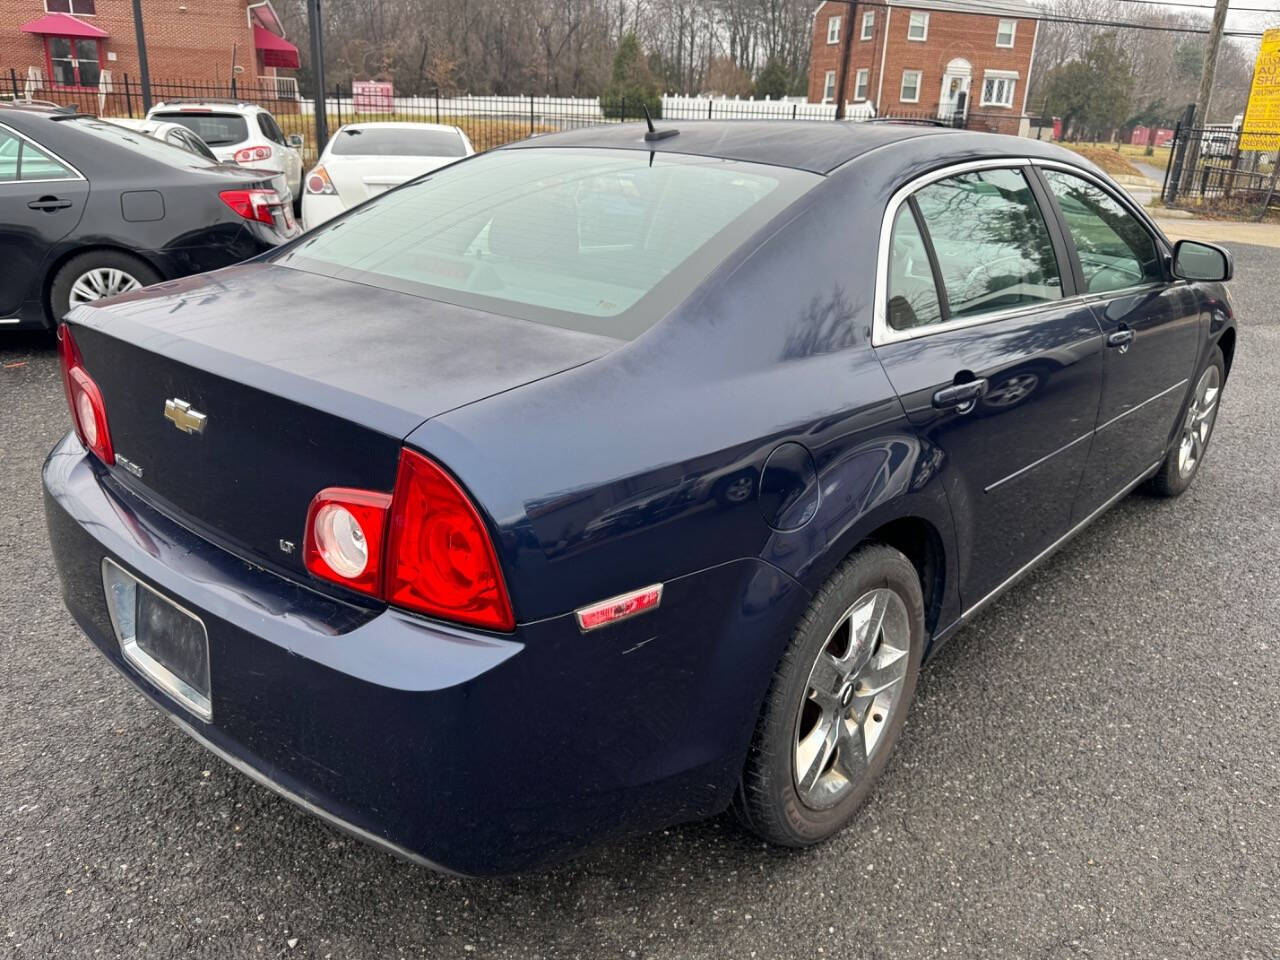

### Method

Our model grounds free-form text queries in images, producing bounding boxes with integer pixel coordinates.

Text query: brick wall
[808,1,1037,135]
[0,0,265,93]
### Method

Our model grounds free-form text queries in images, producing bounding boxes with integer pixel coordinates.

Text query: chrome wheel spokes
[69,268,142,307]
[1177,365,1221,479]
[793,588,911,810]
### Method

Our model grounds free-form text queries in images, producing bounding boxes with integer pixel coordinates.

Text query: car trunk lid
[66,263,621,581]
[323,154,456,205]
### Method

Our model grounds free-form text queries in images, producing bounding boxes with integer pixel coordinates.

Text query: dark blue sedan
[43,120,1237,875]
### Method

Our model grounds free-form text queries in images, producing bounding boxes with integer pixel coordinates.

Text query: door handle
[932,378,989,411]
[28,197,72,212]
[1106,327,1135,351]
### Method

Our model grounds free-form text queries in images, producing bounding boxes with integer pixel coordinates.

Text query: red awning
[253,25,299,70]
[21,12,108,38]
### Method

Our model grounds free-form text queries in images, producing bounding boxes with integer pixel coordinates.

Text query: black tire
[48,250,161,326]
[1146,346,1225,498]
[734,543,925,847]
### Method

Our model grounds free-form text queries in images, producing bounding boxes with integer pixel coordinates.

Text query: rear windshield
[273,148,816,339]
[66,117,214,169]
[331,126,467,157]
[151,112,249,146]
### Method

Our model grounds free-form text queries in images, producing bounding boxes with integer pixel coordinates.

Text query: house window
[907,11,929,41]
[996,19,1016,47]
[44,0,96,13]
[46,36,102,88]
[854,68,869,101]
[981,72,1018,108]
[827,15,842,44]
[861,10,875,40]
[823,70,837,103]
[900,69,922,103]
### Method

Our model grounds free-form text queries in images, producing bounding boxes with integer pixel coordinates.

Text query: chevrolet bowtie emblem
[164,398,207,434]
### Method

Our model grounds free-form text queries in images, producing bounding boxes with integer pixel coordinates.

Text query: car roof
[337,121,465,133]
[502,120,1088,175]
[150,101,266,114]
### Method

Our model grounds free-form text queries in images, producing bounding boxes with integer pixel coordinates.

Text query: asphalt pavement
[2,244,1278,959]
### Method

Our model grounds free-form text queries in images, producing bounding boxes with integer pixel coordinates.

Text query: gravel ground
[2,245,1277,959]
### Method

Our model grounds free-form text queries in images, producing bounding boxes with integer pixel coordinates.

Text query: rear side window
[152,112,249,146]
[257,113,285,145]
[911,167,1062,321]
[0,128,75,181]
[274,148,817,339]
[1040,169,1162,294]
[330,127,468,157]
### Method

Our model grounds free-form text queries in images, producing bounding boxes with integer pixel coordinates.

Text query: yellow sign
[1241,27,1280,151]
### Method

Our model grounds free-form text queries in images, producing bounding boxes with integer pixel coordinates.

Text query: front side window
[823,70,836,103]
[827,15,842,43]
[854,69,869,101]
[45,0,96,13]
[911,167,1063,320]
[272,148,817,339]
[1041,168,1163,293]
[907,11,929,41]
[47,36,100,88]
[861,10,875,39]
[886,203,943,330]
[900,70,921,103]
[981,73,1017,108]
[996,19,1016,46]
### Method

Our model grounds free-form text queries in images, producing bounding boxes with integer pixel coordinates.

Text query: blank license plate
[103,560,212,720]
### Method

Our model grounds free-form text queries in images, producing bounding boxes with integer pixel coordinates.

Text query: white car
[302,122,474,229]
[104,117,220,163]
[145,100,304,199]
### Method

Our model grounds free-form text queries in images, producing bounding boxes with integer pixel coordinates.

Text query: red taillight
[303,488,392,596]
[301,450,514,631]
[306,165,334,195]
[219,188,284,225]
[385,450,515,631]
[233,145,273,164]
[57,323,114,465]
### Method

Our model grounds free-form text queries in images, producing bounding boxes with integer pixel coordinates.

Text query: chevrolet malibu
[44,121,1237,876]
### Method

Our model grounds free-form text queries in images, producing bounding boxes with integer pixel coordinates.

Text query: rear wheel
[1147,347,1224,498]
[735,544,924,846]
[49,250,160,325]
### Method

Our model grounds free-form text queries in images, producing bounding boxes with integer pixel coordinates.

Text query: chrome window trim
[1031,157,1171,253]
[0,120,86,184]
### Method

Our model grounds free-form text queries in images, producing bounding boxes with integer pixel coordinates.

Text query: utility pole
[306,0,329,154]
[130,0,152,111]
[1180,0,1231,193]
[833,1,858,120]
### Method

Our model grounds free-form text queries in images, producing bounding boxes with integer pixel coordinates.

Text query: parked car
[146,99,304,200]
[105,117,220,163]
[0,103,301,330]
[301,122,474,228]
[43,121,1236,876]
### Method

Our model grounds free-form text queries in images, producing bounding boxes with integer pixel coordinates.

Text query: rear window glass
[151,112,249,146]
[273,148,816,339]
[331,126,467,157]
[67,118,212,169]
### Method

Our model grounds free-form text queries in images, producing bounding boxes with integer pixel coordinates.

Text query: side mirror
[286,133,304,149]
[1172,239,1232,282]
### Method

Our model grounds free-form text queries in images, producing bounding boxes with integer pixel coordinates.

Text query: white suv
[146,100,304,199]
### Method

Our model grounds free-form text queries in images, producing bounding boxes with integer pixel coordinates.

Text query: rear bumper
[42,434,808,875]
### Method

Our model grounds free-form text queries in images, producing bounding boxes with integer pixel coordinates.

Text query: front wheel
[735,544,924,846]
[1147,347,1225,498]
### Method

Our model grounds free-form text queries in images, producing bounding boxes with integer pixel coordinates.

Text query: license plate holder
[102,559,212,720]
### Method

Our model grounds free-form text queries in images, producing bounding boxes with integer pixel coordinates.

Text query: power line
[1111,0,1280,12]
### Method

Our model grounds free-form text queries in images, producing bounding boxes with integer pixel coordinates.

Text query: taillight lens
[306,165,334,195]
[57,323,114,465]
[219,188,285,226]
[386,450,515,631]
[233,145,273,164]
[303,488,392,596]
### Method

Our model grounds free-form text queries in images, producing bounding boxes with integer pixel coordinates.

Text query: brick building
[808,0,1039,134]
[0,0,297,95]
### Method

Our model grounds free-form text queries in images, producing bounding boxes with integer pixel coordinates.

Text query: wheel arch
[1217,325,1236,381]
[41,244,165,327]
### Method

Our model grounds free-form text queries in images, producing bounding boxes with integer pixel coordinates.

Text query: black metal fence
[1163,122,1280,218]
[4,70,1036,167]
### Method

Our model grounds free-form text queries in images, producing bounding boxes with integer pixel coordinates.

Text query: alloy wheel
[1177,365,1221,479]
[793,588,911,810]
[68,268,143,307]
